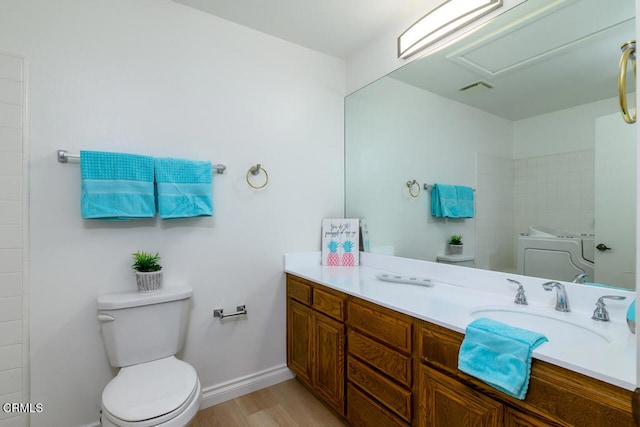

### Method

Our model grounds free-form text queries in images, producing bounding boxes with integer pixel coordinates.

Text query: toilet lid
[102,356,198,422]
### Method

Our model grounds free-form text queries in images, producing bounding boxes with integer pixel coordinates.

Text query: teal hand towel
[154,157,213,219]
[80,151,155,220]
[431,184,455,217]
[431,184,475,218]
[455,185,475,218]
[458,318,547,400]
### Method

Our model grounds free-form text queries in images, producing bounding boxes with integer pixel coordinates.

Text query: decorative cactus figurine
[327,240,340,265]
[341,240,355,266]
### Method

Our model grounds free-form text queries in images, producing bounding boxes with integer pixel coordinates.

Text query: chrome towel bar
[57,149,227,174]
[423,183,476,192]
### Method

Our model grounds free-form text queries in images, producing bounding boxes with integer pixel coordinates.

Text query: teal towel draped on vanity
[458,318,547,400]
[154,157,213,219]
[80,150,156,220]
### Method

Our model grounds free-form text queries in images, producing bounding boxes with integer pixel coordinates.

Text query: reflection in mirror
[345,0,636,289]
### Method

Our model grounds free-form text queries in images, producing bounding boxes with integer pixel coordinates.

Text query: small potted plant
[448,234,463,255]
[132,251,162,292]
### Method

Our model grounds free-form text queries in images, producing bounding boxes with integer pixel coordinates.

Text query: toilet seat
[102,356,199,427]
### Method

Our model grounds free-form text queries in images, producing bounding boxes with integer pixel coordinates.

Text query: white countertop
[285,251,637,391]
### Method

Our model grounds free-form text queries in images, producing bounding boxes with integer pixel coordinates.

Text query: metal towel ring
[246,164,269,189]
[619,40,636,124]
[406,180,420,198]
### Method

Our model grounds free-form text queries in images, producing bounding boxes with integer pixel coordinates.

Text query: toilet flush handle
[596,243,612,252]
[97,314,114,323]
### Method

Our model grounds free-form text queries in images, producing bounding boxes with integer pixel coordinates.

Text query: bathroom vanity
[285,252,636,426]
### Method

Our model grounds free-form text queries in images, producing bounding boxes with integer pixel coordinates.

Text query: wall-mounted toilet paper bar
[213,305,247,319]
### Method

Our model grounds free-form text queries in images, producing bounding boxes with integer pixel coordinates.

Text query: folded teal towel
[154,157,213,219]
[431,184,475,218]
[80,151,155,220]
[458,318,547,400]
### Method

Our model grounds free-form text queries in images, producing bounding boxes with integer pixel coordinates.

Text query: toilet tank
[97,286,192,368]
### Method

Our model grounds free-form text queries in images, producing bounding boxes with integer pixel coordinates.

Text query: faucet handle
[592,295,627,322]
[507,278,527,305]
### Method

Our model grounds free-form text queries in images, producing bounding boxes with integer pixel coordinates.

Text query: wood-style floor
[192,379,348,427]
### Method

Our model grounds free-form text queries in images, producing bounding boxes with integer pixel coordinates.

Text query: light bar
[398,0,503,59]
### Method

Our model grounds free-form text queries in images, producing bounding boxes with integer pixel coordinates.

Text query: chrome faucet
[507,278,527,305]
[542,281,570,312]
[572,273,589,284]
[592,295,627,321]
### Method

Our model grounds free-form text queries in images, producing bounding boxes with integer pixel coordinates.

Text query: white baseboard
[199,364,295,409]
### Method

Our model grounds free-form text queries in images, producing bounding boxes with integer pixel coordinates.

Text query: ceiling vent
[459,81,494,93]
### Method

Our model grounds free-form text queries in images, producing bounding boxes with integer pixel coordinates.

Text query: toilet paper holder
[213,305,247,319]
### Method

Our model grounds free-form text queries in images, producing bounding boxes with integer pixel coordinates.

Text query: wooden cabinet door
[504,407,558,427]
[417,364,503,427]
[313,312,345,415]
[287,298,312,385]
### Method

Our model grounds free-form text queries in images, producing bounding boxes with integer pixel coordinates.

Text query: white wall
[345,77,513,264]
[512,98,619,235]
[0,52,28,427]
[513,98,617,159]
[0,1,345,426]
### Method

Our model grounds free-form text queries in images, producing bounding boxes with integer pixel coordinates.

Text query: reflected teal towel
[80,151,155,220]
[431,184,475,218]
[458,318,547,400]
[154,157,213,219]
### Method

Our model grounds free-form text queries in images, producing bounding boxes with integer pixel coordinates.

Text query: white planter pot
[449,244,463,255]
[135,271,163,292]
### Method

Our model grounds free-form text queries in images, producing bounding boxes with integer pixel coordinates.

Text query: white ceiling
[390,0,636,120]
[172,0,433,59]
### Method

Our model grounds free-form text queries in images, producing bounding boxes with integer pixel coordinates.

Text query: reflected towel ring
[246,164,269,189]
[619,40,636,124]
[406,180,420,198]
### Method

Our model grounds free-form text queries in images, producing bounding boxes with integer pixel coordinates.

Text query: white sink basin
[469,305,611,343]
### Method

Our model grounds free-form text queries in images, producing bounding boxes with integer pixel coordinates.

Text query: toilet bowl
[436,254,475,267]
[101,357,201,427]
[97,286,201,427]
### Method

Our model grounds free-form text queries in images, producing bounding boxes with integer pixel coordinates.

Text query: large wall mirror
[345,0,636,289]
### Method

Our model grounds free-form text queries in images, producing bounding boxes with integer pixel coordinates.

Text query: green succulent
[131,251,162,272]
[449,234,463,245]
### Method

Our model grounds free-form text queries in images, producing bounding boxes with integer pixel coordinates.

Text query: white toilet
[436,254,476,267]
[97,286,201,427]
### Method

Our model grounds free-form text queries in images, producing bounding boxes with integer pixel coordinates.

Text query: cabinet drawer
[347,357,412,422]
[348,299,412,354]
[286,275,312,306]
[347,383,409,427]
[348,328,412,387]
[313,287,346,321]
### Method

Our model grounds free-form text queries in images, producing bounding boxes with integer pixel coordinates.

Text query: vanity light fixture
[398,0,503,59]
